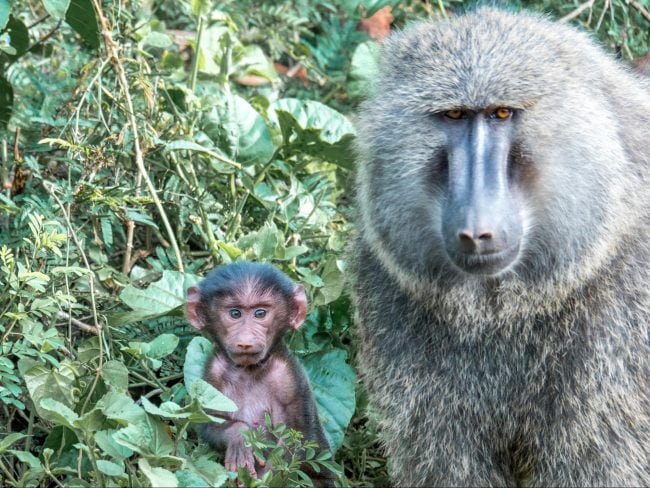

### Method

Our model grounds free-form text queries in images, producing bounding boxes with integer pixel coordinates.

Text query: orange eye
[445,109,464,119]
[494,107,512,119]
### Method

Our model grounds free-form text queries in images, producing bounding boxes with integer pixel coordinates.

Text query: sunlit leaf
[43,0,71,19]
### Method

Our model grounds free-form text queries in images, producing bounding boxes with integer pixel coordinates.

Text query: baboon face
[434,107,523,275]
[356,10,629,287]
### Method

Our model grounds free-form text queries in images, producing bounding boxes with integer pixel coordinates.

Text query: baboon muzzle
[441,114,522,275]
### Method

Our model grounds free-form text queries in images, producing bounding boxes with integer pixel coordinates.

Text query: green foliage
[0,0,647,486]
[239,412,343,487]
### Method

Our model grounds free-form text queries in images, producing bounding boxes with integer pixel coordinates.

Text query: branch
[627,0,650,23]
[57,311,99,335]
[560,0,595,22]
[92,0,185,273]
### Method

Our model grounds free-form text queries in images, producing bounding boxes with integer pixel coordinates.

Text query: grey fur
[352,8,650,487]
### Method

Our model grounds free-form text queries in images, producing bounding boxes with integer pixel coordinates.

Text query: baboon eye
[445,109,465,119]
[493,107,512,119]
[254,309,267,319]
[229,309,241,319]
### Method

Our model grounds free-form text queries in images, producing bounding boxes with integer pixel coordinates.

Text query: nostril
[478,231,493,241]
[237,344,253,351]
[458,231,478,253]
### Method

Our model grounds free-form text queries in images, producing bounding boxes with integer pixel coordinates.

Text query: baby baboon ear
[289,284,308,329]
[186,286,204,330]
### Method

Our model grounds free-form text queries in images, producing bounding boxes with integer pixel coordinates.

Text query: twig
[627,0,650,22]
[91,0,185,273]
[560,0,595,22]
[57,310,100,335]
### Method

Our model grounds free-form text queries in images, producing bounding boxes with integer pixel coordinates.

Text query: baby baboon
[186,262,332,484]
[353,8,650,487]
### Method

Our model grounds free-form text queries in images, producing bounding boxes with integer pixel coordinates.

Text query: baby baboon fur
[352,8,650,487]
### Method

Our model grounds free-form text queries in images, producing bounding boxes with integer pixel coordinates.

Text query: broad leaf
[0,432,27,453]
[189,378,237,412]
[43,0,71,19]
[65,0,100,48]
[102,360,129,392]
[115,270,200,324]
[301,349,356,452]
[139,458,178,488]
[113,416,174,457]
[40,398,79,429]
[202,92,275,166]
[183,336,212,391]
[96,459,125,477]
[94,429,134,460]
[269,98,356,169]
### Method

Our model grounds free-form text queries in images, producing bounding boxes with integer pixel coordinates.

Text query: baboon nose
[237,343,253,351]
[458,230,496,254]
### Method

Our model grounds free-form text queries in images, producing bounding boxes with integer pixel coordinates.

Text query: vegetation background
[0,0,648,486]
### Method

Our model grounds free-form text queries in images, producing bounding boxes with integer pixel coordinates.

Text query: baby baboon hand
[225,437,256,477]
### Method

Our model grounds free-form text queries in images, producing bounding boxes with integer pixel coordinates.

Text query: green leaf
[186,456,229,486]
[0,0,9,30]
[18,358,76,420]
[189,378,237,413]
[0,432,27,453]
[101,360,129,392]
[236,222,283,260]
[348,40,380,101]
[40,398,79,429]
[125,210,159,230]
[314,257,346,306]
[114,416,174,457]
[203,92,275,166]
[76,408,105,432]
[191,0,214,17]
[234,45,278,82]
[183,336,212,391]
[141,396,222,423]
[65,0,100,49]
[301,349,356,452]
[142,31,172,49]
[127,333,179,360]
[43,0,71,19]
[94,429,133,460]
[9,450,43,470]
[139,458,178,488]
[3,16,28,61]
[99,391,146,425]
[269,99,356,169]
[118,270,200,323]
[175,469,210,488]
[97,459,125,477]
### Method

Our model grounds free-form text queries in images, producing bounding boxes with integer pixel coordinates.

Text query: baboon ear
[289,284,308,330]
[186,286,205,330]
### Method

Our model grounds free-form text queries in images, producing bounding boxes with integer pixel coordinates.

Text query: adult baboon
[352,8,650,487]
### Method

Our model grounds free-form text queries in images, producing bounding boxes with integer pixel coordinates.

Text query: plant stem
[189,14,205,92]
[92,0,185,273]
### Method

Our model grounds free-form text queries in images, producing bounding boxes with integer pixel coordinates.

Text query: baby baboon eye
[445,109,465,119]
[229,309,242,319]
[493,107,512,119]
[254,309,267,319]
